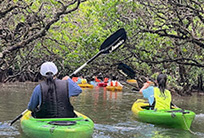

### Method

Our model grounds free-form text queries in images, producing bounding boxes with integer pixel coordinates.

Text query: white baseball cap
[40,62,58,76]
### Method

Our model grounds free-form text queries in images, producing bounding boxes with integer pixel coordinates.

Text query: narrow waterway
[0,82,204,138]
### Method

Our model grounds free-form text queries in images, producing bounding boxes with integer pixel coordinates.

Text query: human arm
[62,76,69,80]
[27,85,41,112]
[68,78,82,97]
[139,82,150,94]
[141,86,154,105]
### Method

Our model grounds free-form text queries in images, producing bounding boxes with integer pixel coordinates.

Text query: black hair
[45,72,56,93]
[157,74,167,93]
[90,77,95,81]
[112,76,117,80]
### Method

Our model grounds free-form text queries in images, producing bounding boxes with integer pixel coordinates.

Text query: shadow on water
[0,83,204,138]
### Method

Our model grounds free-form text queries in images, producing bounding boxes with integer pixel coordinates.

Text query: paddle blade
[117,63,136,79]
[100,28,127,54]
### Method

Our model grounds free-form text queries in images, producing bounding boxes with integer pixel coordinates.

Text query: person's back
[154,87,171,110]
[154,74,171,110]
[28,62,82,118]
[107,76,123,87]
[139,74,171,110]
[34,79,76,118]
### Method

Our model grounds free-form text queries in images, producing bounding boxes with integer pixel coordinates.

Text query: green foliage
[7,0,203,91]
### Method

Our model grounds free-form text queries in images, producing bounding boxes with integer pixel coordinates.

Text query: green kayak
[20,111,94,138]
[131,99,195,130]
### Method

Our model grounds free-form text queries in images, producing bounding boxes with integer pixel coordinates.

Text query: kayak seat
[48,121,76,126]
[141,105,154,110]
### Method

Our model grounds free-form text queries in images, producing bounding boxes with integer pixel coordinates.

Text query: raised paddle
[117,62,155,83]
[117,62,136,79]
[117,63,154,91]
[10,28,127,126]
[117,62,140,90]
[70,28,127,77]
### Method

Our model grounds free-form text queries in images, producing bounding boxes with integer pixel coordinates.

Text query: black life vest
[33,79,76,118]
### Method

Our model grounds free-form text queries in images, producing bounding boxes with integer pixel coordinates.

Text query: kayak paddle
[117,62,140,90]
[70,28,127,77]
[117,62,154,84]
[10,28,127,126]
[10,109,29,126]
[117,62,136,79]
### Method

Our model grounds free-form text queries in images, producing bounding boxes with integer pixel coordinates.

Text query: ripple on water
[0,121,20,138]
[93,120,204,138]
[93,121,158,138]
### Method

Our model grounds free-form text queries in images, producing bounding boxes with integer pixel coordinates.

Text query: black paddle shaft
[10,109,28,126]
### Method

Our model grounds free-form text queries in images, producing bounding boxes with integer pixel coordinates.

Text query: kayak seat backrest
[48,121,76,126]
[141,105,154,110]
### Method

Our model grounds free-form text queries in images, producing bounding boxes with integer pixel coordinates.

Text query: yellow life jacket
[81,79,87,84]
[154,87,171,110]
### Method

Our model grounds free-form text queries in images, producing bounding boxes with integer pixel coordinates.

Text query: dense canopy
[0,0,204,95]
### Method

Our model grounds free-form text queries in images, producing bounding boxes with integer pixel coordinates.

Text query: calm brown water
[0,82,204,138]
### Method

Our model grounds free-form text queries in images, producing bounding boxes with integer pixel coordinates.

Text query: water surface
[0,82,204,138]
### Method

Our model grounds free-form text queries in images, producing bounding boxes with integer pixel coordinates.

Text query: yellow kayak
[78,84,94,88]
[126,79,137,84]
[106,86,123,91]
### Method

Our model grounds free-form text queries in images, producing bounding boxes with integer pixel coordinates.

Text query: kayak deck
[131,99,195,130]
[126,79,137,84]
[20,111,94,138]
[106,86,123,91]
[78,84,94,88]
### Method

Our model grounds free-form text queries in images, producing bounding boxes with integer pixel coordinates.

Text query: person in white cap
[27,62,82,118]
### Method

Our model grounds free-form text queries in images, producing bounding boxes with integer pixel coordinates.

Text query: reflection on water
[0,83,204,138]
[0,122,20,138]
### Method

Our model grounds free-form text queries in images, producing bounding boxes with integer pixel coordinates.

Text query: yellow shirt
[81,79,87,84]
[154,87,171,110]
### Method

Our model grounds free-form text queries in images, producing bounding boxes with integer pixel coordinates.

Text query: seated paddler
[27,61,82,118]
[139,73,172,110]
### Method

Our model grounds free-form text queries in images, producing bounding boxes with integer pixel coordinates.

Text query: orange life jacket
[72,77,78,82]
[110,81,118,86]
[95,77,101,82]
[104,78,109,83]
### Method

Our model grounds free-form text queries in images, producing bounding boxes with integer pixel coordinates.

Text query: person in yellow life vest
[81,76,87,84]
[76,76,87,84]
[107,76,123,87]
[139,74,171,110]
